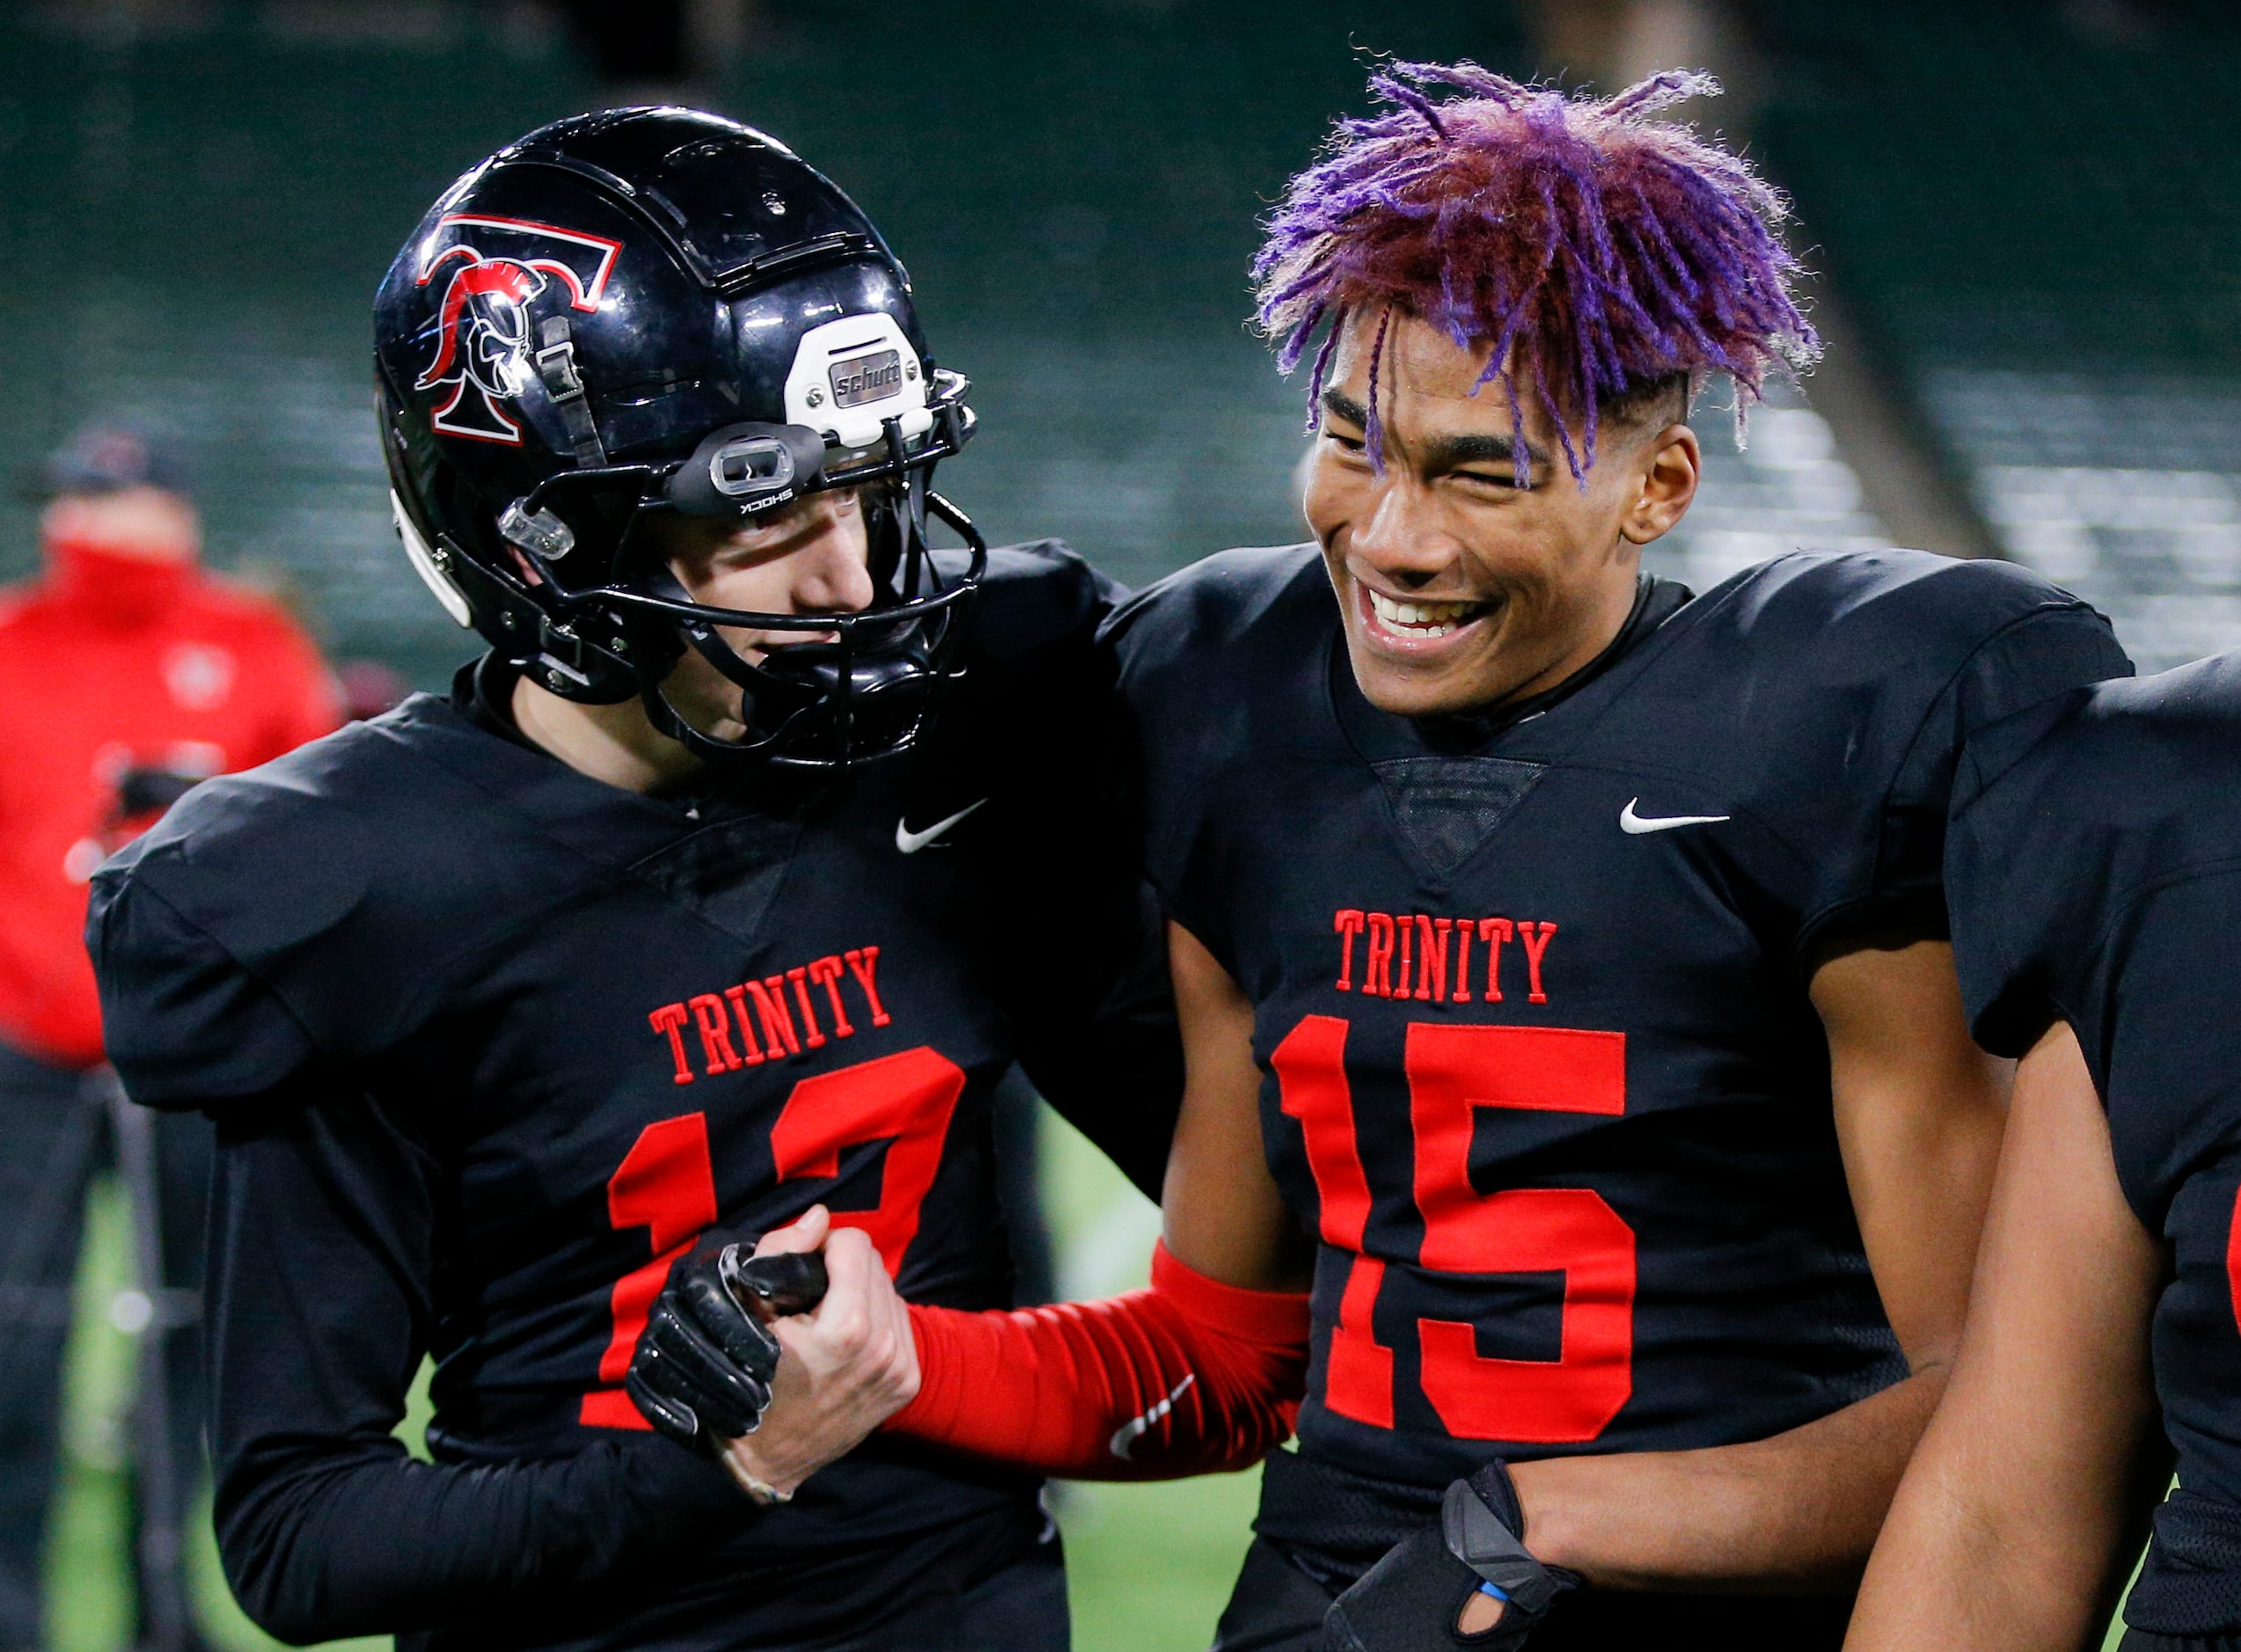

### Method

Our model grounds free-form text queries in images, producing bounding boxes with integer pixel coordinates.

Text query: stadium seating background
[1746,0,2241,669]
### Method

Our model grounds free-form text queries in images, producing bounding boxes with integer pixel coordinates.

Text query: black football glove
[626,1239,829,1452]
[1325,1460,1579,1652]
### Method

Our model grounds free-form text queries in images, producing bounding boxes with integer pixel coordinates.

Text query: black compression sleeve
[206,1088,748,1644]
[221,1431,747,1643]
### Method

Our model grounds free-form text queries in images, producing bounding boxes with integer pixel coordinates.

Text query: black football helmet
[373,107,984,769]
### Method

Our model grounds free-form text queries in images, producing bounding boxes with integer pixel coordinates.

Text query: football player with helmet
[633,66,2138,1651]
[85,109,1179,1652]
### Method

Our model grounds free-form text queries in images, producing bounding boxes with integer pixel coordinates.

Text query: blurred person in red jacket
[0,422,339,1652]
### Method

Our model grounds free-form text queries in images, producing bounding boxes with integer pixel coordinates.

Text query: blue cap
[40,421,190,498]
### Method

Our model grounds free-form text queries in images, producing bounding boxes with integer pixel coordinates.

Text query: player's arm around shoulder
[1508,936,2012,1592]
[1844,1021,2165,1652]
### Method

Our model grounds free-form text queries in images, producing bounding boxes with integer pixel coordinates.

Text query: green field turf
[43,1120,2129,1651]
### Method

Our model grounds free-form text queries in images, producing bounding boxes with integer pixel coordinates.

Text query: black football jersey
[87,544,1181,1652]
[1950,653,2241,1639]
[1108,545,2129,1494]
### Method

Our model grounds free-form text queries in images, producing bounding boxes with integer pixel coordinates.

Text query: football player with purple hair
[636,64,2135,1651]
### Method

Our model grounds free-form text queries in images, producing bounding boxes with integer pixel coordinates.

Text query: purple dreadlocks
[1254,62,1820,483]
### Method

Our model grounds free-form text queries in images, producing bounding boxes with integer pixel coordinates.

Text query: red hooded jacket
[0,540,341,1069]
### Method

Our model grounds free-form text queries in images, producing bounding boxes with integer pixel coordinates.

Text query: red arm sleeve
[883,1240,1309,1481]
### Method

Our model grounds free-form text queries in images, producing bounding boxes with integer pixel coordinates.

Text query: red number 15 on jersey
[1276,1014,1634,1444]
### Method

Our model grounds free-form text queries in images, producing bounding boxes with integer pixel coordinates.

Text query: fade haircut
[1254,62,1820,484]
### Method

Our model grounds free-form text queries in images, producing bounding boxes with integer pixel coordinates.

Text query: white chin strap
[392,489,473,628]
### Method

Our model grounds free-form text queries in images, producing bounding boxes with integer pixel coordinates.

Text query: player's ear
[1619,423,1701,547]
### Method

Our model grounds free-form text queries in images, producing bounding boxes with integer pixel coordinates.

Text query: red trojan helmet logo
[414,215,623,445]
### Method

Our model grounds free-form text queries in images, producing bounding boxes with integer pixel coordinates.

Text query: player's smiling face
[641,487,875,741]
[1304,311,1702,720]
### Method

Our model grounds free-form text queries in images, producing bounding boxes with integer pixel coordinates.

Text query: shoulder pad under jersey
[89,696,648,1105]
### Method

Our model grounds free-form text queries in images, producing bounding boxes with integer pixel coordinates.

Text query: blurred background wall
[7,1,2238,679]
[4,2,2237,1648]
[0,0,1533,689]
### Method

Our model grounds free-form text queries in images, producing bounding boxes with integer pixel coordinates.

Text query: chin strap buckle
[535,316,609,467]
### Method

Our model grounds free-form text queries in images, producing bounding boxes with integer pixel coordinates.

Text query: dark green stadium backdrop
[0,3,1534,685]
[6,3,2238,676]
[1744,0,2241,674]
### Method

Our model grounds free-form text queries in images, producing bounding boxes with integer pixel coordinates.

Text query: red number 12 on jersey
[580,1046,966,1429]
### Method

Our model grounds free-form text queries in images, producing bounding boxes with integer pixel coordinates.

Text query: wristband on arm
[884,1239,1310,1480]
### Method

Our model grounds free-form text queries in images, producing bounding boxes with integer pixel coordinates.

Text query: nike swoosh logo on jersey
[1619,798,1732,835]
[894,798,987,854]
[1108,1373,1196,1460]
